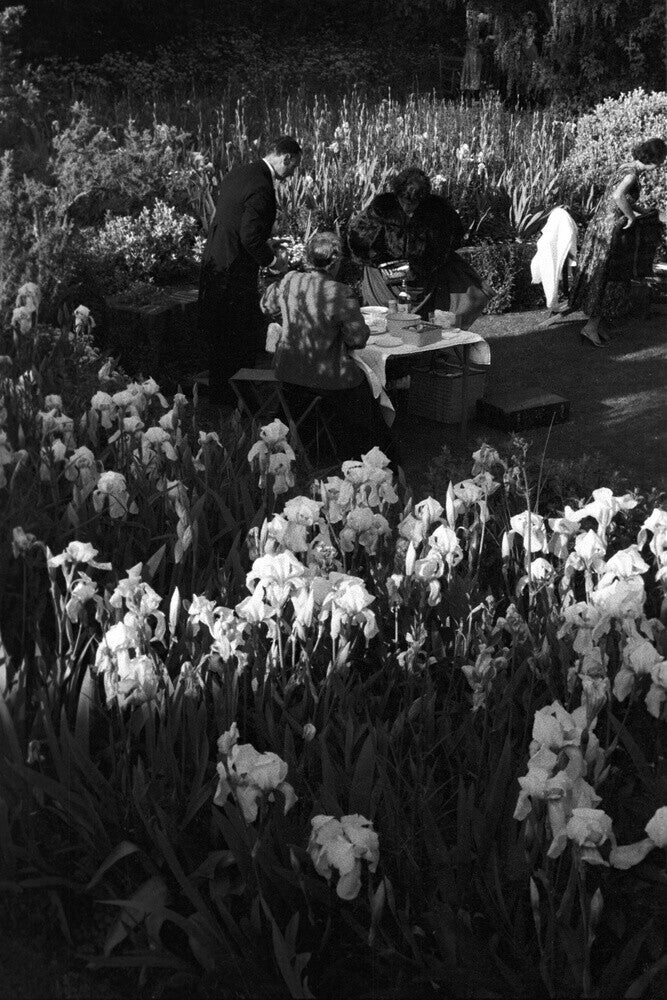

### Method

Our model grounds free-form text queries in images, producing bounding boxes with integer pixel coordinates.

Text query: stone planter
[105,284,207,392]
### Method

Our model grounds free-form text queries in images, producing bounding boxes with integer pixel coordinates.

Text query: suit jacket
[261,270,369,391]
[200,160,276,291]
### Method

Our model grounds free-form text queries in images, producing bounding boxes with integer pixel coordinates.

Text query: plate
[368,334,403,347]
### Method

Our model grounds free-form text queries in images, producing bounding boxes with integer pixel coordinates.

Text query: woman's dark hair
[632,138,666,165]
[392,167,431,203]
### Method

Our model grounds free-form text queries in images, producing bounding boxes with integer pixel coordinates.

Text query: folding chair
[229,368,340,473]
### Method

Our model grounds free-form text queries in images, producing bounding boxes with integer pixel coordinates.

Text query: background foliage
[4,0,665,102]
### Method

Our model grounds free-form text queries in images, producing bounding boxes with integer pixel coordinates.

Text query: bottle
[397,279,410,313]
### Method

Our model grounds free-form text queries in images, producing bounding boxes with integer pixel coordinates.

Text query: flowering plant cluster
[272,234,307,269]
[3,292,667,997]
[88,199,205,285]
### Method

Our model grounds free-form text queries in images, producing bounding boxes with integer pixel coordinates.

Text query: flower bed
[1,287,666,998]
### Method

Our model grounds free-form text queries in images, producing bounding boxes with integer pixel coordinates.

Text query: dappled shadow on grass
[394,309,667,494]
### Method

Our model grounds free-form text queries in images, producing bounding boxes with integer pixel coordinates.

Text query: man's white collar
[263,157,278,184]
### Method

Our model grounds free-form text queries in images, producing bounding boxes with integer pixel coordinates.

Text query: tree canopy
[6,0,666,102]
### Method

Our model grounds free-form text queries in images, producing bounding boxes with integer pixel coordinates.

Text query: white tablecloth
[353,328,491,425]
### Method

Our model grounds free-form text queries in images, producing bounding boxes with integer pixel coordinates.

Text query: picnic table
[354,327,490,440]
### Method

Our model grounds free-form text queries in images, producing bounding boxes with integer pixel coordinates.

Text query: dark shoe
[580,330,605,348]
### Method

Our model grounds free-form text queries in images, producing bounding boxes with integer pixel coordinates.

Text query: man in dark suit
[198,135,302,406]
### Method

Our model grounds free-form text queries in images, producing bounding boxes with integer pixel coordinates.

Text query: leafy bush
[49,103,194,226]
[0,100,199,314]
[86,200,204,287]
[459,241,543,314]
[559,88,667,206]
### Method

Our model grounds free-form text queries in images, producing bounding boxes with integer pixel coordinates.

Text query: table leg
[460,343,470,443]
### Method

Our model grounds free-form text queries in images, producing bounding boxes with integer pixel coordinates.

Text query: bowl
[386,312,421,331]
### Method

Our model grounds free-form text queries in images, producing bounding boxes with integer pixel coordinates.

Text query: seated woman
[260,231,399,467]
[348,166,492,329]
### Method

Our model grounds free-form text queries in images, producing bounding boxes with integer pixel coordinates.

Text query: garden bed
[1,286,667,999]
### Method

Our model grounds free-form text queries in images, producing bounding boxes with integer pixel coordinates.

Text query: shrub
[50,104,194,227]
[86,200,204,287]
[459,241,543,314]
[559,88,667,207]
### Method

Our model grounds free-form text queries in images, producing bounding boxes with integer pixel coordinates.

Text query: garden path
[394,307,667,493]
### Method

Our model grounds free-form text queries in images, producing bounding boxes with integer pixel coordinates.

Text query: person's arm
[337,288,371,349]
[612,173,640,229]
[431,197,465,259]
[260,276,284,317]
[240,186,277,266]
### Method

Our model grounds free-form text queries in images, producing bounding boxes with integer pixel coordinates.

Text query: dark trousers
[280,380,401,471]
[198,272,267,406]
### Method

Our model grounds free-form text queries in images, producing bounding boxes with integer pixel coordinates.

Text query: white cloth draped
[531,207,578,311]
[353,327,491,426]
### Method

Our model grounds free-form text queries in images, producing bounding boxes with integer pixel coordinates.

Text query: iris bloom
[93,470,131,519]
[598,545,649,585]
[610,806,667,869]
[246,551,306,609]
[283,495,322,526]
[94,620,159,707]
[143,426,178,461]
[12,306,34,335]
[645,659,667,718]
[64,446,99,495]
[48,541,111,571]
[0,431,14,489]
[308,814,379,900]
[214,743,297,823]
[248,419,295,468]
[74,304,96,336]
[548,516,580,560]
[510,511,548,554]
[321,572,377,642]
[16,282,41,313]
[590,576,645,622]
[64,572,100,622]
[564,488,637,543]
[514,746,602,859]
[461,646,507,711]
[471,443,503,475]
[565,808,614,865]
[638,508,667,581]
[428,524,463,568]
[339,507,390,554]
[268,452,295,495]
[11,526,37,557]
[90,391,116,429]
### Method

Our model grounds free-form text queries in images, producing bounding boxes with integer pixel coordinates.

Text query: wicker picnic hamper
[407,360,487,423]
